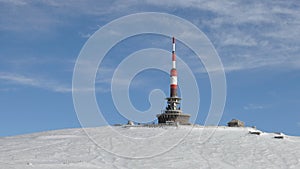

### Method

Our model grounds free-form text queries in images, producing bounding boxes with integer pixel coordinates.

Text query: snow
[1,126,300,169]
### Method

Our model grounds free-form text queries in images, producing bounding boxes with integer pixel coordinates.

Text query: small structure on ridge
[227,119,245,127]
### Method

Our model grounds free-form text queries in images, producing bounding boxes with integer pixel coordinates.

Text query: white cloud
[0,72,71,93]
[243,104,268,110]
[78,32,92,38]
[1,0,299,73]
[193,52,286,74]
[145,1,299,72]
[290,59,300,69]
[0,0,27,6]
[0,0,145,32]
[222,34,258,47]
[0,72,112,93]
[0,1,62,32]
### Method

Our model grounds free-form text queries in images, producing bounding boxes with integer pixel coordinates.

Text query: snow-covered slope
[1,126,300,169]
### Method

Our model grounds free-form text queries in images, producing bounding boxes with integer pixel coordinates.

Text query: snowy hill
[1,126,300,169]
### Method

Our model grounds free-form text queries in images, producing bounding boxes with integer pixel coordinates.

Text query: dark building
[227,119,245,127]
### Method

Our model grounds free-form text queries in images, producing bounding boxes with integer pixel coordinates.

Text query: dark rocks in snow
[249,131,261,135]
[274,135,284,139]
[274,132,284,139]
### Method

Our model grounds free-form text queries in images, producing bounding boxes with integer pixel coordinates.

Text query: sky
[0,0,299,136]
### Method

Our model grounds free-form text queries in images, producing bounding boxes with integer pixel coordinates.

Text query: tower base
[157,111,191,125]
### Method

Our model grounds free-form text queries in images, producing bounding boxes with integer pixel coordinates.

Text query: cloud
[0,72,113,93]
[0,72,71,93]
[243,104,268,110]
[0,0,143,32]
[222,33,258,47]
[189,51,287,74]
[174,1,299,71]
[147,1,299,72]
[0,0,27,6]
[1,0,299,74]
[0,0,62,32]
[79,32,92,38]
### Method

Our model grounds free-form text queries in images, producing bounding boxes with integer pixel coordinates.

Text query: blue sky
[0,0,299,136]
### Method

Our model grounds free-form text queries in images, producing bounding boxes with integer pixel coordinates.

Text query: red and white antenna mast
[170,37,178,98]
[156,37,191,125]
